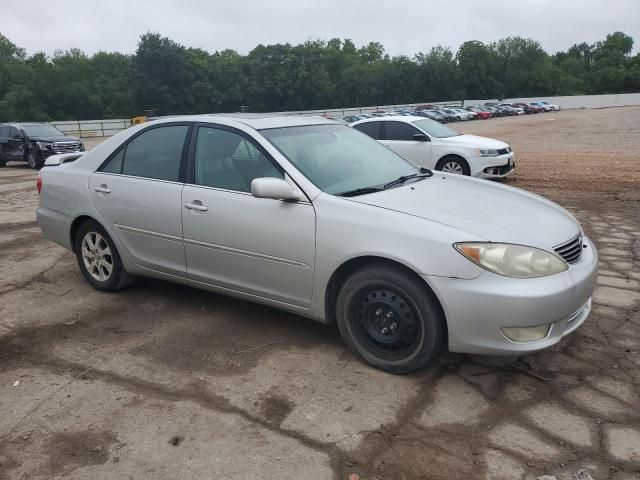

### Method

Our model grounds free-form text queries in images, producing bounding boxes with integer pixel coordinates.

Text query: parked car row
[335,100,560,125]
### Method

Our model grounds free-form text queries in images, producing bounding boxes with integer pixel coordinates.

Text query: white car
[449,107,475,120]
[351,116,515,178]
[538,101,561,111]
[440,108,470,121]
[531,101,559,112]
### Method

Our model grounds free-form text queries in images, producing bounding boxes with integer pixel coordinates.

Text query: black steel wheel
[336,263,445,374]
[351,287,422,361]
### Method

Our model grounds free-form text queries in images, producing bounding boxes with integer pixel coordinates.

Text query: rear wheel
[436,156,471,176]
[74,220,134,291]
[27,150,44,169]
[336,263,445,374]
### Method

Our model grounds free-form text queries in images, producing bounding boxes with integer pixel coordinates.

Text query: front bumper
[425,235,598,355]
[473,153,515,179]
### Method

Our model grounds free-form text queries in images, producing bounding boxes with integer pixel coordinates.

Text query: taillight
[36,175,42,194]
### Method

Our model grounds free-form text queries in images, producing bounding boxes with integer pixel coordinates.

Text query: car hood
[437,134,507,149]
[348,174,580,249]
[29,135,81,142]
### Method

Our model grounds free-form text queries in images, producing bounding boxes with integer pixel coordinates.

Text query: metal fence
[50,119,131,138]
[49,93,640,139]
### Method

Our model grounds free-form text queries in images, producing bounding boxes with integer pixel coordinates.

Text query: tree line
[0,31,638,122]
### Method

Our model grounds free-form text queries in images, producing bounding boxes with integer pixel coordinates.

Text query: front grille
[52,141,82,153]
[554,234,583,264]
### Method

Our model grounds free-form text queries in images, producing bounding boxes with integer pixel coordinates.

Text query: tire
[0,156,6,168]
[435,156,471,176]
[27,149,44,169]
[74,220,135,292]
[336,263,446,374]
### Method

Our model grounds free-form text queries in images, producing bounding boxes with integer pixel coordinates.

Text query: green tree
[0,30,638,122]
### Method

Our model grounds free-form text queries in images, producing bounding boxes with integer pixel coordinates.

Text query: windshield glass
[22,124,64,137]
[411,119,459,138]
[261,124,418,195]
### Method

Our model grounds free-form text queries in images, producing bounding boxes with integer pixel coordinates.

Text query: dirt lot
[0,107,639,480]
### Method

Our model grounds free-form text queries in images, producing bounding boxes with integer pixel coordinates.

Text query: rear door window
[352,122,382,140]
[383,122,421,141]
[100,125,189,182]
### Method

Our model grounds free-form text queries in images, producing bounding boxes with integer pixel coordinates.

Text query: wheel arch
[324,255,448,339]
[69,215,101,252]
[435,153,468,169]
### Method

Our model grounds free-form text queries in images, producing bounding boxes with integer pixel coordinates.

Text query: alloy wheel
[28,151,37,168]
[81,231,113,281]
[442,161,463,174]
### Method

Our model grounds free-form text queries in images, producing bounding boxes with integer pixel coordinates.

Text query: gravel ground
[0,107,639,480]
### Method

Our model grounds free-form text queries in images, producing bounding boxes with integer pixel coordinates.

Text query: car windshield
[261,124,418,195]
[22,124,64,137]
[411,119,459,138]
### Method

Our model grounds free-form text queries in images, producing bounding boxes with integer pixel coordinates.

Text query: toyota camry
[37,114,597,374]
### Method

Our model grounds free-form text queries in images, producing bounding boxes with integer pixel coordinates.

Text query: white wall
[464,93,640,109]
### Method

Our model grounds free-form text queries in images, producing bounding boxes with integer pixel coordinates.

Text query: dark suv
[0,122,84,169]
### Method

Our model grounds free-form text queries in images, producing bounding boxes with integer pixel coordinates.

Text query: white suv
[351,116,515,178]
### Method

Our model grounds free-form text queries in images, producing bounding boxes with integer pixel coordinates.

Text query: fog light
[501,324,551,343]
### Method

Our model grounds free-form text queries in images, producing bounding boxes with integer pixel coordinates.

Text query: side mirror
[251,177,300,201]
[413,133,429,142]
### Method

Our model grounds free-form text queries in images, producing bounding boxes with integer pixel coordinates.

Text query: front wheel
[27,150,44,169]
[436,156,471,176]
[74,220,134,291]
[336,264,446,374]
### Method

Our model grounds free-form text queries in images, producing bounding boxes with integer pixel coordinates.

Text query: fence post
[101,121,105,137]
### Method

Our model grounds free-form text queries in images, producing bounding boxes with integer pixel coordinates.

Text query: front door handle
[93,184,111,194]
[184,201,208,212]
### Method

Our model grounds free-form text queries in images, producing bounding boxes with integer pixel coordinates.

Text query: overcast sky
[3,0,639,57]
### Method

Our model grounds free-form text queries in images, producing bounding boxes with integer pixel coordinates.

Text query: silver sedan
[37,114,598,374]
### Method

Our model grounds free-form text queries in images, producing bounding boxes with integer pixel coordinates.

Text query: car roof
[207,113,336,129]
[352,115,424,125]
[142,113,337,131]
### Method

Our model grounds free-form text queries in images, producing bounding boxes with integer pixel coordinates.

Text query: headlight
[474,148,500,157]
[36,141,53,150]
[454,242,568,278]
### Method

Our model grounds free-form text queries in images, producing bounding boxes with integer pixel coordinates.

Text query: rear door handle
[184,201,208,212]
[93,184,111,194]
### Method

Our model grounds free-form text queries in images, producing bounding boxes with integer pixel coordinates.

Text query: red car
[466,106,492,119]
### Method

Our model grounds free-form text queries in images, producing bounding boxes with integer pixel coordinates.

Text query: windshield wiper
[383,168,433,190]
[337,186,384,197]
